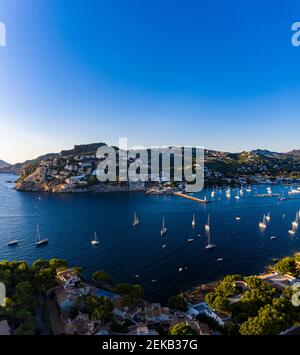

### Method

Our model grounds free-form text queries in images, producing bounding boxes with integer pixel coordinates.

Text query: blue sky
[0,0,300,163]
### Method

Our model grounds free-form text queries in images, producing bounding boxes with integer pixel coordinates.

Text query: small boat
[205,232,216,250]
[267,187,272,195]
[151,280,157,283]
[160,217,167,236]
[259,215,267,230]
[217,258,223,262]
[289,229,296,235]
[187,238,195,243]
[135,275,140,278]
[235,217,241,221]
[279,192,287,201]
[270,236,277,240]
[205,215,210,233]
[192,214,196,228]
[288,188,300,195]
[246,186,251,193]
[91,232,99,245]
[265,212,271,223]
[7,232,18,247]
[162,244,167,248]
[235,190,240,200]
[211,188,215,198]
[133,212,139,227]
[35,224,48,247]
[178,268,183,272]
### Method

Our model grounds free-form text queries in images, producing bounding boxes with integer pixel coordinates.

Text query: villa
[56,269,81,289]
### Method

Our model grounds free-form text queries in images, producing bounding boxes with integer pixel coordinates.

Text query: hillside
[0,159,11,169]
[13,143,300,193]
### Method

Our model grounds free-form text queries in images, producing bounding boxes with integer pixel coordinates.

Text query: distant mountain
[251,149,281,157]
[0,159,11,168]
[287,149,300,157]
[0,153,59,175]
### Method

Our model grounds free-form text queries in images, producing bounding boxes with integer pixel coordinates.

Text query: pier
[173,192,209,204]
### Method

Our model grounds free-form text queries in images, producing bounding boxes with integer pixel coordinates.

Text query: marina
[1,174,300,302]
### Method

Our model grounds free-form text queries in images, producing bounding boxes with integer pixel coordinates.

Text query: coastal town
[1,254,300,336]
[3,143,300,194]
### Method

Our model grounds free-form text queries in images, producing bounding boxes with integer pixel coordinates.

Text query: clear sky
[1,0,300,163]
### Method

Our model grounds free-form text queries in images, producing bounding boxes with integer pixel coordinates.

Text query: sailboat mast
[36,224,40,243]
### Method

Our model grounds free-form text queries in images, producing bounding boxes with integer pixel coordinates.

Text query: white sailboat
[161,217,167,236]
[211,188,215,198]
[205,232,216,250]
[35,224,48,247]
[259,215,267,230]
[292,213,299,229]
[7,232,18,247]
[133,212,139,227]
[226,188,231,199]
[205,215,210,233]
[91,232,99,245]
[289,226,296,235]
[192,214,196,228]
[265,212,271,223]
[235,190,240,200]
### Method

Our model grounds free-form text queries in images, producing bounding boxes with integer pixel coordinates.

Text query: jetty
[173,192,209,204]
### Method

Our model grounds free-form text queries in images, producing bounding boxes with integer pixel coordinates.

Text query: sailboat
[292,213,299,229]
[161,217,167,236]
[205,232,216,250]
[91,232,99,245]
[246,186,252,193]
[211,188,215,198]
[192,214,196,228]
[235,190,240,200]
[205,215,210,233]
[259,215,267,230]
[35,224,48,247]
[226,188,231,199]
[133,212,139,227]
[7,232,18,247]
[265,212,271,223]
[289,226,296,235]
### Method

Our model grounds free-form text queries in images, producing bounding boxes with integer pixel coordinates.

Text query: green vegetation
[0,258,69,335]
[114,283,144,306]
[204,255,300,335]
[81,295,114,323]
[92,271,112,288]
[167,294,188,312]
[273,257,297,277]
[169,323,197,336]
[205,275,242,314]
